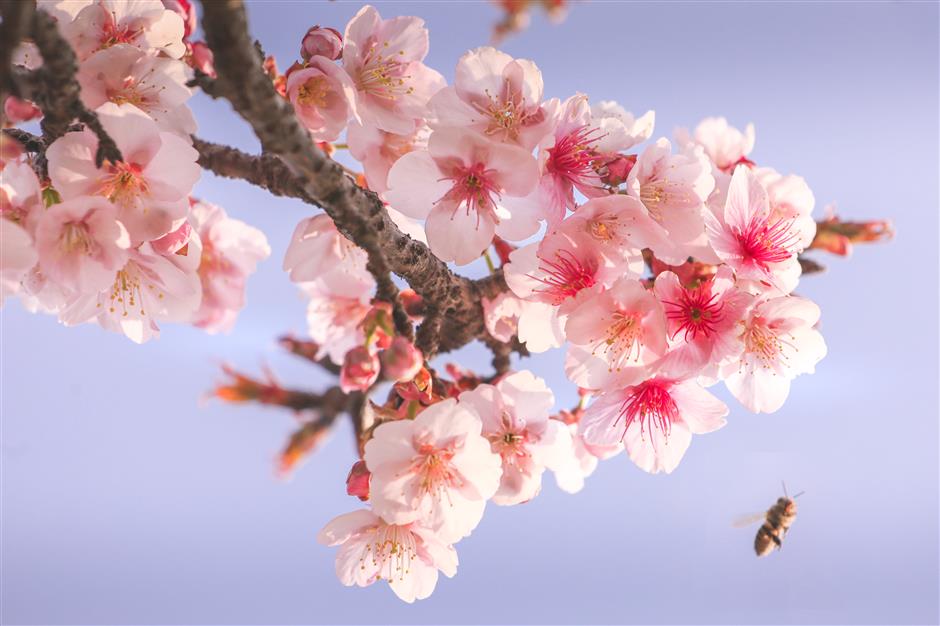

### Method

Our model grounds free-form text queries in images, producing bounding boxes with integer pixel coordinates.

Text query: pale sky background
[2,1,938,624]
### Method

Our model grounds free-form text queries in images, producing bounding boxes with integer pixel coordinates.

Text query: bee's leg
[771,533,782,550]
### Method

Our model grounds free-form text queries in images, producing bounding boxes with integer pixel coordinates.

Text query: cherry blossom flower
[754,167,817,249]
[653,266,753,378]
[342,5,445,135]
[590,100,655,153]
[1,219,38,304]
[459,371,570,505]
[347,120,430,193]
[704,165,807,294]
[302,278,375,365]
[189,200,270,334]
[564,277,668,390]
[581,378,728,474]
[0,160,43,230]
[58,239,202,343]
[45,102,200,243]
[384,127,539,264]
[536,94,608,222]
[430,46,556,151]
[283,214,373,298]
[34,195,130,294]
[286,57,358,142]
[676,117,755,173]
[317,509,457,603]
[63,0,186,61]
[77,44,195,136]
[720,295,827,414]
[626,138,715,264]
[364,398,502,542]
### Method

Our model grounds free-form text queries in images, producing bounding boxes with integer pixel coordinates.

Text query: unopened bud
[4,96,41,124]
[362,302,394,350]
[345,460,371,501]
[600,153,636,186]
[340,346,380,392]
[188,41,216,77]
[381,337,423,382]
[300,25,343,61]
[399,289,425,319]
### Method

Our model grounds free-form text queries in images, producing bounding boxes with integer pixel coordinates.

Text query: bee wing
[732,512,766,528]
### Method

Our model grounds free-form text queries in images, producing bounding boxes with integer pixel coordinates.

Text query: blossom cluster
[2,0,269,341]
[252,6,830,602]
[2,1,854,605]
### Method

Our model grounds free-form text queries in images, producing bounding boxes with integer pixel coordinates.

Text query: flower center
[438,163,501,224]
[662,283,725,341]
[297,76,331,108]
[357,42,414,101]
[98,162,148,208]
[488,412,530,464]
[546,125,603,186]
[531,249,597,305]
[410,441,462,501]
[362,523,418,583]
[733,215,798,270]
[739,317,787,370]
[101,265,161,318]
[60,221,98,256]
[596,310,644,368]
[639,179,693,223]
[614,380,678,442]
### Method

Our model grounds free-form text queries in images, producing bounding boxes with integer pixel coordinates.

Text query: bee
[734,482,805,557]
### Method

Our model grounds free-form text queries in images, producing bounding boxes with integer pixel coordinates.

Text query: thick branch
[198,1,498,355]
[0,0,34,106]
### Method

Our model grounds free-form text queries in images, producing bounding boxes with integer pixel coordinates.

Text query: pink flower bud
[600,153,636,186]
[188,41,216,78]
[381,337,423,382]
[345,460,371,501]
[300,25,343,61]
[340,346,380,392]
[4,96,41,124]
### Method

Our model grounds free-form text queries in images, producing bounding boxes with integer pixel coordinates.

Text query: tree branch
[197,0,504,356]
[0,0,34,107]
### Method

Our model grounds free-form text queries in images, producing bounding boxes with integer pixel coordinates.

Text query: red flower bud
[300,25,343,62]
[381,336,423,382]
[188,41,216,78]
[340,346,380,392]
[345,460,371,501]
[4,96,41,124]
[600,153,636,186]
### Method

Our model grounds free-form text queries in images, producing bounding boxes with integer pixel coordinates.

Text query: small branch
[2,127,44,153]
[798,256,826,275]
[214,364,349,413]
[277,335,342,376]
[27,10,122,166]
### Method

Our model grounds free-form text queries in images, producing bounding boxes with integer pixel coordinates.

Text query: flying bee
[733,482,805,557]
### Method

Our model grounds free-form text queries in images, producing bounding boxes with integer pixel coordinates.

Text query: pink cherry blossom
[283,214,374,298]
[564,277,668,390]
[302,278,375,365]
[346,120,430,193]
[78,44,195,136]
[459,370,570,505]
[58,239,202,343]
[364,398,502,542]
[0,160,43,230]
[536,94,608,222]
[286,57,357,142]
[626,138,715,264]
[653,266,753,378]
[550,421,600,494]
[46,102,200,243]
[189,200,270,334]
[317,509,457,603]
[704,165,805,294]
[429,46,555,151]
[590,100,655,153]
[678,117,755,173]
[342,5,445,135]
[754,166,817,249]
[63,0,186,61]
[720,295,827,414]
[34,196,130,294]
[1,219,38,304]
[581,378,728,474]
[384,127,539,265]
